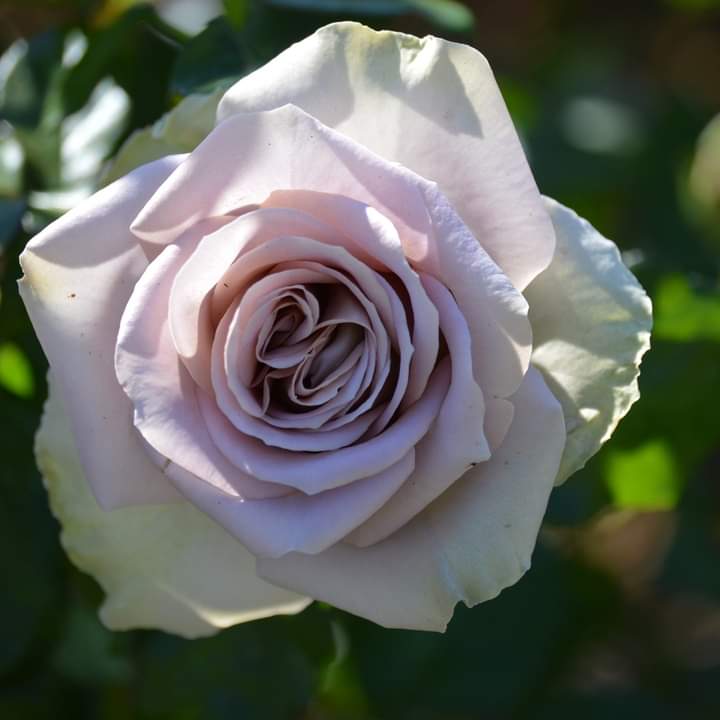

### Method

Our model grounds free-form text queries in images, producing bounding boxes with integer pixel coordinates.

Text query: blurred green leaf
[343,544,622,718]
[0,127,24,197]
[409,0,474,31]
[267,0,474,30]
[62,5,182,129]
[51,605,132,685]
[311,619,370,718]
[605,440,682,510]
[135,608,335,720]
[0,33,65,130]
[0,341,35,398]
[654,275,720,342]
[171,16,246,95]
[60,77,130,188]
[687,113,720,245]
[267,0,410,14]
[0,376,60,680]
[223,0,250,27]
[600,338,720,513]
[0,199,25,251]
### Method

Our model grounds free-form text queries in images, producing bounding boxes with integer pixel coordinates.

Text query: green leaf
[266,0,475,30]
[266,0,409,14]
[51,605,132,685]
[0,342,35,398]
[60,76,130,187]
[0,127,24,197]
[654,274,720,343]
[409,0,474,31]
[605,440,682,510]
[0,32,65,130]
[0,199,25,252]
[171,17,247,96]
[62,6,182,130]
[223,0,251,27]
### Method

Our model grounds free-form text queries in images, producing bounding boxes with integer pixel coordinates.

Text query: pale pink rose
[20,22,651,636]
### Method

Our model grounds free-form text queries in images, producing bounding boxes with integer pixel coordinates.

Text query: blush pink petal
[165,449,415,558]
[168,208,341,393]
[413,185,532,399]
[18,157,185,509]
[346,273,490,546]
[132,105,529,401]
[212,240,396,426]
[263,190,438,407]
[199,360,451,494]
[216,22,555,291]
[214,288,381,434]
[115,230,289,501]
[222,265,374,394]
[130,105,432,255]
[211,275,385,452]
[214,300,384,452]
[257,367,565,631]
[483,397,515,452]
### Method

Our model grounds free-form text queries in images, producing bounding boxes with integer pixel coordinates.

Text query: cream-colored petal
[36,375,310,639]
[217,21,555,291]
[526,197,652,484]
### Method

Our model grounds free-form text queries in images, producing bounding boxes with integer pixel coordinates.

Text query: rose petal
[217,21,555,291]
[168,207,340,394]
[345,273,489,546]
[257,367,565,631]
[414,184,532,399]
[36,375,310,638]
[526,197,652,483]
[130,105,432,253]
[212,275,383,452]
[115,227,289,500]
[263,190,438,407]
[166,448,415,558]
[214,240,397,426]
[133,105,529,400]
[200,360,450,494]
[217,306,383,452]
[18,157,185,509]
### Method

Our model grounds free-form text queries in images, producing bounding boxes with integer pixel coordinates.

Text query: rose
[20,22,651,636]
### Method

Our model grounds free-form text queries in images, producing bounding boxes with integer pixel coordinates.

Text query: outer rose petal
[526,198,652,483]
[36,376,310,639]
[257,367,565,631]
[217,21,555,291]
[18,157,185,509]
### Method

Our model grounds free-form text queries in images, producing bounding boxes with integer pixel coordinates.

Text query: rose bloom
[20,23,651,635]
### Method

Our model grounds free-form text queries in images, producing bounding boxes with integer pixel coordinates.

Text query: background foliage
[1,0,719,718]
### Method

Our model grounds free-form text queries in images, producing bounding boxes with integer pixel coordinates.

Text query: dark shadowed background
[1,1,719,718]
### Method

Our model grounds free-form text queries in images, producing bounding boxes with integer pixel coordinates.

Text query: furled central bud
[227,269,396,438]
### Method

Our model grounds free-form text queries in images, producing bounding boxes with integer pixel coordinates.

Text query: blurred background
[1,0,719,718]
